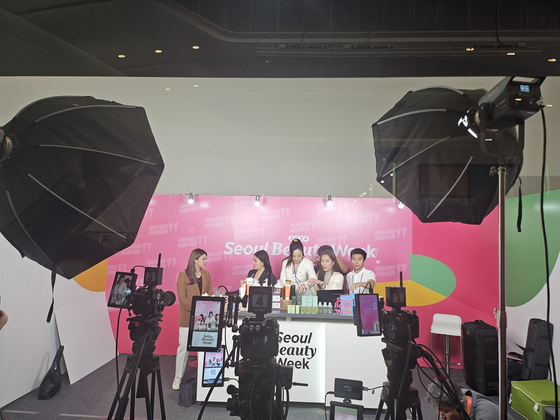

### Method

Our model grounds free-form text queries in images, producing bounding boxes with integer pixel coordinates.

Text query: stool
[430,313,462,376]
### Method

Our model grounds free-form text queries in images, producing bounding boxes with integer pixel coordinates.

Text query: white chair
[430,313,462,376]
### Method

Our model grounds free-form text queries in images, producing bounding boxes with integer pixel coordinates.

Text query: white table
[196,312,387,408]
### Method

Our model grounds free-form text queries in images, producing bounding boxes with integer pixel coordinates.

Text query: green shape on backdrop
[505,189,560,307]
[410,254,456,297]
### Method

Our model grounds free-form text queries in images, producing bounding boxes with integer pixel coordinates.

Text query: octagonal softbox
[372,86,522,225]
[0,96,164,279]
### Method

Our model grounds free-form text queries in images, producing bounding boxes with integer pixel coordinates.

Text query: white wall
[0,76,559,405]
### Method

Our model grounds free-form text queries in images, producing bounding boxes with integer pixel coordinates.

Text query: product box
[511,380,560,420]
[312,296,318,307]
[280,299,290,312]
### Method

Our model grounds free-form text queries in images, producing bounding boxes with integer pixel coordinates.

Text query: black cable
[539,108,558,420]
[493,0,513,47]
[115,307,122,387]
[269,363,279,420]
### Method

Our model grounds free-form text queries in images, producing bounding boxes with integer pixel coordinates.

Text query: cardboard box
[511,380,560,420]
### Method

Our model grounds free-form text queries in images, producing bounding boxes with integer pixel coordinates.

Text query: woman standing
[309,248,344,290]
[278,239,318,295]
[246,250,277,287]
[173,248,213,390]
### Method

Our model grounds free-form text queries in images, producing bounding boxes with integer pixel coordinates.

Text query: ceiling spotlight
[549,58,557,62]
[155,49,162,54]
[192,45,200,50]
[254,195,261,207]
[188,193,194,204]
[327,194,333,206]
[507,52,516,56]
[165,88,171,91]
[397,201,405,209]
[193,84,199,88]
[466,47,474,52]
[118,54,126,58]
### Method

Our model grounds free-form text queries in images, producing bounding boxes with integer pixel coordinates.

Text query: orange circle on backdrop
[73,260,108,292]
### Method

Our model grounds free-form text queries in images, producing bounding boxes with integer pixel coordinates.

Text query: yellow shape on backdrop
[74,260,108,292]
[374,279,445,307]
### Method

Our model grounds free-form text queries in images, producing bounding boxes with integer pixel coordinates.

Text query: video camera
[191,287,294,420]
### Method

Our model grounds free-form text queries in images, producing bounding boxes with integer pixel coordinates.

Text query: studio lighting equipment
[372,76,546,420]
[188,193,195,204]
[327,194,333,206]
[0,96,164,280]
[372,76,544,225]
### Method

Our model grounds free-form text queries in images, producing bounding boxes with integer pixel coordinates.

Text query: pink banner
[107,195,412,354]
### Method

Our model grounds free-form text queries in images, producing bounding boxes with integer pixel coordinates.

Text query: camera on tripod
[106,256,177,420]
[353,280,423,420]
[190,287,294,420]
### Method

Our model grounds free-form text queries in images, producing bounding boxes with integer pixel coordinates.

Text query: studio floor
[0,354,524,420]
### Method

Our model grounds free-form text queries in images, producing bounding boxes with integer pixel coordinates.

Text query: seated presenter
[246,250,277,287]
[278,239,318,295]
[309,248,344,290]
[346,248,376,294]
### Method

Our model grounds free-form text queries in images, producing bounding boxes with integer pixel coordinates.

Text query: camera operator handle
[292,382,308,387]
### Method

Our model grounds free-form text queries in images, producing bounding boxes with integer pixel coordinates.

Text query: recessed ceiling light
[507,52,516,56]
[193,84,199,88]
[549,58,557,62]
[165,88,171,91]
[118,54,126,58]
[155,49,162,54]
[546,104,553,107]
[466,47,474,52]
[192,45,200,50]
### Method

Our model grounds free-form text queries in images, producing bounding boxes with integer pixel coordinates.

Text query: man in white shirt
[346,248,376,294]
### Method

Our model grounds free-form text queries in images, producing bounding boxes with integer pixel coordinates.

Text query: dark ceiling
[1,0,559,78]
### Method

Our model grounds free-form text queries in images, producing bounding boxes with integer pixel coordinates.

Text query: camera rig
[107,255,176,420]
[197,287,296,420]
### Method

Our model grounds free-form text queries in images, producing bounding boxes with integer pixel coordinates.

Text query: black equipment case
[462,320,499,395]
[521,318,553,380]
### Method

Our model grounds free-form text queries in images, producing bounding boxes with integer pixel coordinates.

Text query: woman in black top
[246,250,277,287]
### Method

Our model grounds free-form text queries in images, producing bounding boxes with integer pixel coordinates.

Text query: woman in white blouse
[278,239,318,295]
[309,248,344,290]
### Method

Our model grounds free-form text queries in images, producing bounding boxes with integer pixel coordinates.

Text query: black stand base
[375,382,423,420]
[107,355,166,420]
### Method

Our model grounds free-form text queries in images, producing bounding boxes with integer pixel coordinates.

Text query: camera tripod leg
[108,355,140,420]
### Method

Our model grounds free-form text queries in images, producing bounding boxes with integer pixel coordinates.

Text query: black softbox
[372,86,522,225]
[0,96,164,279]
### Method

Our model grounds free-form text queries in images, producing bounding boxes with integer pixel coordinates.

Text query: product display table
[196,311,387,408]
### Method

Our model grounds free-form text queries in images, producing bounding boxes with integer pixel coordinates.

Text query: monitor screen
[355,294,382,336]
[187,296,225,352]
[202,349,225,387]
[330,401,363,420]
[107,272,137,309]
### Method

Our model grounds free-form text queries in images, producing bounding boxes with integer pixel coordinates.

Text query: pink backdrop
[107,195,413,354]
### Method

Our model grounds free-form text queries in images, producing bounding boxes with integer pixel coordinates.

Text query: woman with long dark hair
[310,248,344,290]
[278,239,318,295]
[173,248,214,390]
[246,250,277,287]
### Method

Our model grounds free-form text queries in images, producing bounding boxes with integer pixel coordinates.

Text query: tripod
[108,317,166,420]
[375,382,423,420]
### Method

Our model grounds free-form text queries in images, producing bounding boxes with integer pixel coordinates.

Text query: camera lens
[162,291,176,307]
